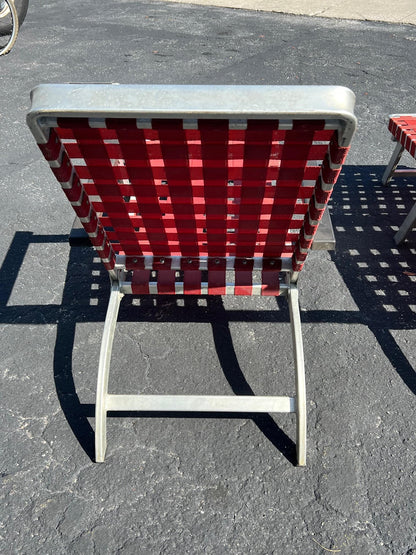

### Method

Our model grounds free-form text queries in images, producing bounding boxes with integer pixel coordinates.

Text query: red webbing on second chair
[388,115,416,158]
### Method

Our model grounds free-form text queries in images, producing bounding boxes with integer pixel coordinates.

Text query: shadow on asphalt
[330,165,416,394]
[1,165,416,463]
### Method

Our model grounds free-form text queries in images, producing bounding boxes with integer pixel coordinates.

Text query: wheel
[0,0,19,55]
[0,0,28,32]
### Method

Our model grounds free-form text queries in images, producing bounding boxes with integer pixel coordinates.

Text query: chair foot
[296,404,307,466]
[95,411,107,463]
[95,448,106,463]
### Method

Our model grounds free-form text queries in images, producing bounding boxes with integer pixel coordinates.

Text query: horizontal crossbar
[105,394,296,413]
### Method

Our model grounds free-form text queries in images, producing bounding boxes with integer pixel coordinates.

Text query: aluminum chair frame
[27,84,356,465]
[382,114,416,245]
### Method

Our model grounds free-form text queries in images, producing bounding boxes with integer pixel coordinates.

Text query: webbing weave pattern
[388,115,416,158]
[38,117,350,292]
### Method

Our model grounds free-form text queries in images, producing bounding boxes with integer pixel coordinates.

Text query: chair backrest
[27,84,356,295]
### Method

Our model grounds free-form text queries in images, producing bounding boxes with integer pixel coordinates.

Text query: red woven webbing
[38,117,348,290]
[129,265,281,296]
[388,116,416,158]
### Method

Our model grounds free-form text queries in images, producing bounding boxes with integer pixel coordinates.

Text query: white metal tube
[95,282,123,462]
[105,394,295,413]
[288,284,307,466]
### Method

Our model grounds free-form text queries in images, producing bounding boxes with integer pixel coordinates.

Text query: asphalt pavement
[1,1,416,553]
[163,0,416,25]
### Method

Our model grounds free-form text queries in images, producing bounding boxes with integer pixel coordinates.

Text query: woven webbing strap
[37,117,350,288]
[388,115,416,158]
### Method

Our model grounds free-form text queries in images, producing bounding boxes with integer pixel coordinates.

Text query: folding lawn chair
[27,84,356,465]
[382,115,416,244]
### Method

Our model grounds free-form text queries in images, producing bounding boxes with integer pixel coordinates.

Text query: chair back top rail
[28,84,357,145]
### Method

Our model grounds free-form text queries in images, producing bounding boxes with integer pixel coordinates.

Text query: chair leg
[287,284,306,466]
[382,142,404,185]
[394,201,416,245]
[95,282,123,462]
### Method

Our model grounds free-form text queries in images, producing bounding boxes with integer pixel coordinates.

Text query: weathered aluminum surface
[105,394,296,413]
[27,83,357,145]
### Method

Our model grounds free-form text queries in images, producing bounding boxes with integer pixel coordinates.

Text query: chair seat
[388,115,416,157]
[382,114,416,244]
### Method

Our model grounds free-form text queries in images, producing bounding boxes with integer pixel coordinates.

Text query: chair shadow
[1,165,416,464]
[329,165,416,394]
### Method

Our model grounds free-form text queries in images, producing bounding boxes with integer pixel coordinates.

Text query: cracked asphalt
[1,1,416,553]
